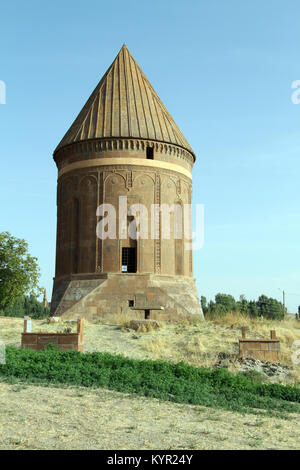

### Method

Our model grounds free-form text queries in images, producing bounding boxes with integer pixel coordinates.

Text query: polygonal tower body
[51,45,203,321]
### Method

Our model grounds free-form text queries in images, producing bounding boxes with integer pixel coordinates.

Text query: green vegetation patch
[1,346,300,415]
[201,293,286,320]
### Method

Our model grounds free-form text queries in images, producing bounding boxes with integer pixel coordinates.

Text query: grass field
[1,313,299,380]
[1,381,300,450]
[0,313,300,450]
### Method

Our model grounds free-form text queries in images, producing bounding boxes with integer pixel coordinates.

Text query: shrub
[204,293,286,320]
[0,294,50,319]
[0,347,300,415]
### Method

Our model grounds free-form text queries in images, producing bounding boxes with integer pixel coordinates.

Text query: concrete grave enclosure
[239,329,281,363]
[21,318,85,352]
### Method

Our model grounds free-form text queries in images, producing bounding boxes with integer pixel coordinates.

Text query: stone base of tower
[50,274,204,322]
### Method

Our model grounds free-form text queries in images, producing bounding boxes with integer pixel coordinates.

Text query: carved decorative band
[54,138,195,166]
[58,158,192,180]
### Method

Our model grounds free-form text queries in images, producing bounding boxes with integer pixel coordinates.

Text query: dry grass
[207,312,300,380]
[1,314,300,380]
[98,311,137,327]
[0,381,299,450]
[1,313,300,382]
[1,314,300,449]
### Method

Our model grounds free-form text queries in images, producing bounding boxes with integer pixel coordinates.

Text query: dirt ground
[1,315,300,380]
[0,381,299,450]
[0,315,300,450]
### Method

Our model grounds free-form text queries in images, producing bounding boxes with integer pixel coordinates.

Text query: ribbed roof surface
[55,45,195,157]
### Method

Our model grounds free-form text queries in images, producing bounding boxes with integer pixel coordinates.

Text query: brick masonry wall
[21,333,84,352]
[239,339,280,362]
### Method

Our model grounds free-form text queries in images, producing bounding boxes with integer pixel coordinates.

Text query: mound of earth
[214,353,292,381]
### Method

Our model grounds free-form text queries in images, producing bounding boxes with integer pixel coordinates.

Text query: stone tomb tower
[51,45,203,320]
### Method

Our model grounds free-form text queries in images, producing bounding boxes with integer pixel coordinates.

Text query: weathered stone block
[21,331,84,352]
[38,335,59,345]
[57,335,78,345]
[239,339,280,362]
[22,334,38,345]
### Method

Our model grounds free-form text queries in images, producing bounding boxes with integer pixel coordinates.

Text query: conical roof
[54,45,195,158]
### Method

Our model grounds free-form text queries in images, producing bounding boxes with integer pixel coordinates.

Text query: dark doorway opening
[146,147,154,159]
[128,300,134,307]
[145,309,150,319]
[122,247,137,273]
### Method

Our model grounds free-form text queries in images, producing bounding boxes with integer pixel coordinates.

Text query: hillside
[1,314,300,382]
[0,314,300,450]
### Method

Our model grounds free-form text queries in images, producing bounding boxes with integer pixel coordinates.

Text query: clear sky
[1,0,300,312]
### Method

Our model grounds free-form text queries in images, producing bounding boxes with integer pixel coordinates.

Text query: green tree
[200,296,208,315]
[201,292,286,320]
[0,232,42,310]
[215,293,236,312]
[236,295,248,314]
[247,300,259,318]
[256,295,285,320]
[25,294,50,319]
[2,296,25,317]
[2,294,49,319]
[206,299,227,317]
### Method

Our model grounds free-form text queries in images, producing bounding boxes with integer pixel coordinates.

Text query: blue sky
[1,0,300,312]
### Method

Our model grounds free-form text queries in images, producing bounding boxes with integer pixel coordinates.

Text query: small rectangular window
[146,147,154,159]
[128,300,134,307]
[122,247,137,273]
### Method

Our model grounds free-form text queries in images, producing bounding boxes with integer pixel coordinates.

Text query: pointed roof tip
[115,43,129,57]
[54,46,195,159]
[121,43,129,53]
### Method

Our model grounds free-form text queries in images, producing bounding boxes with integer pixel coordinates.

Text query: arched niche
[77,175,98,273]
[174,199,184,276]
